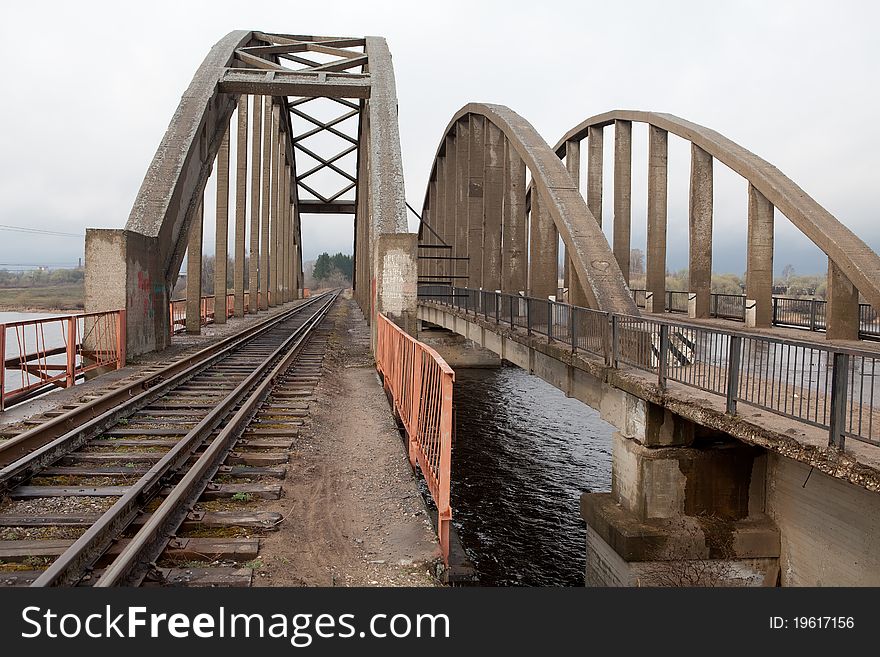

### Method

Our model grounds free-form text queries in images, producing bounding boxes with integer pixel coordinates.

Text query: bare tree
[639,516,738,587]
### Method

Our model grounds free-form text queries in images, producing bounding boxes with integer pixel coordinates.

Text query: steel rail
[31,291,339,586]
[95,290,339,586]
[0,294,328,470]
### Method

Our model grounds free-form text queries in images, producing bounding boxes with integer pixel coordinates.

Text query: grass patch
[0,284,84,311]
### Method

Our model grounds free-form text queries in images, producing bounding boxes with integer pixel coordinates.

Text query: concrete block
[611,432,764,522]
[644,402,695,447]
[582,492,779,587]
[687,292,698,319]
[85,228,167,357]
[744,298,757,328]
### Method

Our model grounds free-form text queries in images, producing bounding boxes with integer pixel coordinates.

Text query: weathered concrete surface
[85,229,165,355]
[613,120,632,282]
[826,260,860,340]
[375,233,419,338]
[528,188,557,300]
[501,138,527,294]
[646,126,668,311]
[746,183,774,328]
[688,143,713,319]
[422,104,638,316]
[766,453,880,586]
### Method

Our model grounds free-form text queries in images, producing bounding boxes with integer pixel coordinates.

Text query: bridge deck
[418,298,880,492]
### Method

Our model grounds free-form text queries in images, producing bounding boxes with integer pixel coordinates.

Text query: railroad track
[0,290,339,587]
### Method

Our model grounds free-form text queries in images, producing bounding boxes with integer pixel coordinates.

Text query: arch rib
[422,103,638,316]
[552,111,880,313]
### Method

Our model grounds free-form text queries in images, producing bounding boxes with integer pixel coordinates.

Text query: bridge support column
[85,229,167,356]
[455,120,469,287]
[234,95,248,318]
[269,105,280,308]
[688,144,713,318]
[249,95,262,314]
[501,138,527,294]
[646,126,668,314]
[587,126,603,227]
[185,202,204,334]
[565,139,589,307]
[581,399,780,586]
[433,156,447,283]
[259,96,272,311]
[826,260,860,340]
[467,115,485,288]
[746,184,774,328]
[483,123,504,292]
[528,186,558,302]
[613,120,632,282]
[214,124,230,324]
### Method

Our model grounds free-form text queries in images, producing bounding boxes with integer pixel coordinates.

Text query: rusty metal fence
[420,286,880,450]
[375,312,454,563]
[170,292,269,335]
[1,309,126,410]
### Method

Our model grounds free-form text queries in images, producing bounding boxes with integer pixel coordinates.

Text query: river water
[1,311,71,393]
[450,365,614,586]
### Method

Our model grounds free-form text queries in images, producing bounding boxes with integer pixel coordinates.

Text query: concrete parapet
[85,228,167,357]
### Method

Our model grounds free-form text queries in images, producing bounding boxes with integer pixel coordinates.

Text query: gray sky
[1,0,878,276]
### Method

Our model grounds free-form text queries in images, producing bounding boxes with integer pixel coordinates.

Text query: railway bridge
[1,30,879,587]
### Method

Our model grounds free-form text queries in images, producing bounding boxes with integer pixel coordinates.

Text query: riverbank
[0,283,83,313]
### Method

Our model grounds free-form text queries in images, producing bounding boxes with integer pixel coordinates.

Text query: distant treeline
[0,267,84,288]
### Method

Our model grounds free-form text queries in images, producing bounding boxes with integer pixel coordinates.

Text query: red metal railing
[170,292,268,335]
[1,309,126,410]
[375,312,454,563]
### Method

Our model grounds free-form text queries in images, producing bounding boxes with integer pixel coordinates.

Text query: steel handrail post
[0,326,5,411]
[726,335,742,414]
[437,370,453,564]
[116,310,126,369]
[829,351,849,450]
[65,316,77,388]
[658,323,669,390]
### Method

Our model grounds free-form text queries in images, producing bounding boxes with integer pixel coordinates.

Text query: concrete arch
[421,103,638,316]
[551,111,880,326]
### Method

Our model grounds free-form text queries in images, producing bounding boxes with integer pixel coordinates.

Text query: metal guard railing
[375,312,454,563]
[170,292,266,335]
[1,309,126,410]
[629,288,879,339]
[419,286,879,450]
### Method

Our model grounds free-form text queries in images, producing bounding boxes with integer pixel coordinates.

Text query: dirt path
[256,296,440,587]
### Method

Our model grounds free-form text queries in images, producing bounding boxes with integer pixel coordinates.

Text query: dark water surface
[450,366,614,586]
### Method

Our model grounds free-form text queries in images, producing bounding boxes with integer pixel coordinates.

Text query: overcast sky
[1,0,878,276]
